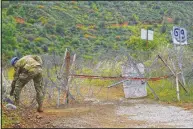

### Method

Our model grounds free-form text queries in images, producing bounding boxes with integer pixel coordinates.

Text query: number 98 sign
[172,26,187,45]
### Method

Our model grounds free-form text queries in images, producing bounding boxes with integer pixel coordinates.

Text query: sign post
[171,26,188,101]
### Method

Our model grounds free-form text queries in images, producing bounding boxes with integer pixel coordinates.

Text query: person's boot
[14,98,19,106]
[37,104,43,112]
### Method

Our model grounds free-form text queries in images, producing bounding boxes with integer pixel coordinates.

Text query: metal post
[57,88,60,108]
[176,73,180,101]
[178,46,186,86]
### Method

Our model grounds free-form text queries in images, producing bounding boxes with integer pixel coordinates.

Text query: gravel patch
[116,102,193,128]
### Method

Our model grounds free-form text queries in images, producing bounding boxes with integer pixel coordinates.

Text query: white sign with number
[141,29,153,40]
[172,26,187,45]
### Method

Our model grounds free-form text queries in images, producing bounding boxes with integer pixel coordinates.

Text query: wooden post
[65,50,71,104]
[65,51,70,77]
[66,54,76,102]
[176,73,180,101]
[60,48,68,76]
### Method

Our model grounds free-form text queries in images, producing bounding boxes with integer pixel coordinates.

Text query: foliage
[2,1,193,66]
[148,80,193,103]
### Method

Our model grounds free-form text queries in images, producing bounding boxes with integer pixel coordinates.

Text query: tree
[98,21,105,28]
[41,44,48,52]
[71,38,81,49]
[174,16,181,24]
[131,14,139,24]
[56,23,64,35]
[160,24,167,33]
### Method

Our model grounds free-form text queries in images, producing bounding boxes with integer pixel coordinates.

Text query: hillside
[2,1,193,64]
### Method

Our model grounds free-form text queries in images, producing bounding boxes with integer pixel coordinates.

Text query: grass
[2,113,12,128]
[147,79,193,103]
[2,106,22,128]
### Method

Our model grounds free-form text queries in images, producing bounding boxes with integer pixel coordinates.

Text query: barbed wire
[2,48,193,108]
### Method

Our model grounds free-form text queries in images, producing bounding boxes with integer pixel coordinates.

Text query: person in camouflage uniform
[10,55,44,112]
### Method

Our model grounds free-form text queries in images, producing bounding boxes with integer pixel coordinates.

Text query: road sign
[172,26,187,45]
[141,29,153,40]
[148,30,153,40]
[141,29,147,40]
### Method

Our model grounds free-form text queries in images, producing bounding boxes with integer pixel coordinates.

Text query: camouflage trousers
[13,66,44,107]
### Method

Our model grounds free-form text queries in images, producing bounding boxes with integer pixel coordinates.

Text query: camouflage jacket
[12,55,43,84]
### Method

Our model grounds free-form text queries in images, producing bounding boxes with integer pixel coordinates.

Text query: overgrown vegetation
[148,80,193,103]
[2,1,193,66]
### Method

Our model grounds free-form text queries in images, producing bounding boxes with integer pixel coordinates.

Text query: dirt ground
[7,98,192,128]
[3,86,193,128]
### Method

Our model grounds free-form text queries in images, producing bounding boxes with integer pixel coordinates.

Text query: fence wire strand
[2,48,193,108]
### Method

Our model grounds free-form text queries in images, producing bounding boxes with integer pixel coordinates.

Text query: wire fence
[2,46,193,108]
